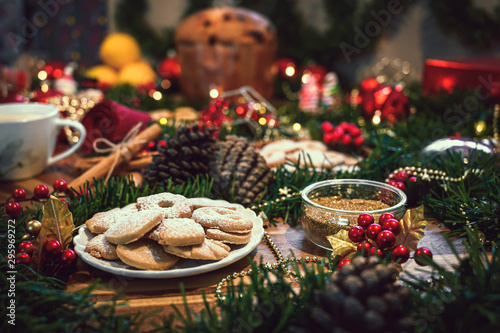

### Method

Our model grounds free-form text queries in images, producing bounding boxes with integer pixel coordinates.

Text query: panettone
[175,7,277,101]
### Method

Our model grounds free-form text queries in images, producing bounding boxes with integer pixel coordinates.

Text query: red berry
[147,141,156,149]
[387,179,397,187]
[379,212,395,224]
[44,240,62,257]
[16,253,31,265]
[414,247,433,266]
[339,121,350,130]
[53,179,68,192]
[353,135,364,148]
[12,188,27,201]
[357,213,374,228]
[376,230,396,249]
[366,223,382,240]
[321,121,334,133]
[409,176,417,182]
[60,249,77,267]
[348,226,365,243]
[382,218,402,236]
[158,139,167,147]
[394,171,409,182]
[348,124,362,136]
[341,134,352,146]
[392,245,410,263]
[5,202,21,218]
[323,132,335,144]
[34,184,50,199]
[357,240,372,257]
[17,241,33,255]
[395,181,407,191]
[331,127,344,141]
[370,247,384,258]
[337,258,351,270]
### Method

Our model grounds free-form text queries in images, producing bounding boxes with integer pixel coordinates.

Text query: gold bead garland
[385,166,484,184]
[215,211,329,302]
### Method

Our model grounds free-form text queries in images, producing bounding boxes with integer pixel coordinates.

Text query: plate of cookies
[73,193,264,278]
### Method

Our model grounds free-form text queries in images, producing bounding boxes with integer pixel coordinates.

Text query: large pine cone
[143,125,216,185]
[209,135,274,206]
[289,257,414,333]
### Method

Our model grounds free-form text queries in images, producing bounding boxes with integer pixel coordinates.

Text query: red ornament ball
[392,245,410,263]
[357,213,374,228]
[337,258,351,270]
[376,230,396,249]
[5,201,21,218]
[17,241,33,255]
[414,247,433,266]
[321,121,334,133]
[44,240,62,257]
[16,253,31,265]
[357,240,372,257]
[348,226,365,243]
[382,218,402,236]
[370,247,384,258]
[53,179,68,192]
[34,184,50,199]
[394,171,409,182]
[353,135,365,148]
[60,249,77,267]
[366,223,382,240]
[12,188,27,201]
[379,212,395,224]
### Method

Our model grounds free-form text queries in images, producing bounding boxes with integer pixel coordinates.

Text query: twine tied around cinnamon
[92,122,145,183]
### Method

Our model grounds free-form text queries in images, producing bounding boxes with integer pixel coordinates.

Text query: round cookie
[137,192,192,219]
[192,207,253,233]
[85,234,119,260]
[186,197,238,211]
[163,238,230,260]
[117,239,179,270]
[205,228,252,245]
[105,210,162,245]
[149,218,205,246]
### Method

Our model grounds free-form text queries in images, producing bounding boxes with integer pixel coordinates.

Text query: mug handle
[47,119,87,165]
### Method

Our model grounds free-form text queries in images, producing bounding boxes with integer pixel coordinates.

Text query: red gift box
[422,58,500,101]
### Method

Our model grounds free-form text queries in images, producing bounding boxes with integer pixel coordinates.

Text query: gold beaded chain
[215,211,329,302]
[248,187,302,211]
[386,166,484,184]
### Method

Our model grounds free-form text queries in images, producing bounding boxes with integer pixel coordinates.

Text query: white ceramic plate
[73,200,264,279]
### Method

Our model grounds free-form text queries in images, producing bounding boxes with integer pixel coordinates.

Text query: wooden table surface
[0,152,329,329]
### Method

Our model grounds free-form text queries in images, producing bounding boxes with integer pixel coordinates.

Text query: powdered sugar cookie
[205,228,252,244]
[186,197,238,211]
[85,234,119,260]
[117,239,179,270]
[163,238,230,260]
[192,207,253,233]
[105,210,162,245]
[85,208,120,234]
[137,192,192,218]
[149,218,205,246]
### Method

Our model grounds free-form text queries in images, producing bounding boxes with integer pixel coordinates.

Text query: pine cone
[289,257,413,333]
[209,135,274,206]
[143,125,216,185]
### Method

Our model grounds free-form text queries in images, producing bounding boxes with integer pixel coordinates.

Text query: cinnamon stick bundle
[68,123,162,190]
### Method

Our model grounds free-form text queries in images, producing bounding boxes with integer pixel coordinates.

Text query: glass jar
[300,179,407,250]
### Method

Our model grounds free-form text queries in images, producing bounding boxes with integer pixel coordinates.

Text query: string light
[372,111,382,125]
[285,65,295,77]
[475,120,486,135]
[38,71,47,81]
[258,117,267,125]
[209,88,219,99]
[293,123,301,131]
[41,83,49,93]
[159,117,168,125]
[161,79,171,89]
[152,91,162,100]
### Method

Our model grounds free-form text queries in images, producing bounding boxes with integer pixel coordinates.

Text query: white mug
[0,103,86,181]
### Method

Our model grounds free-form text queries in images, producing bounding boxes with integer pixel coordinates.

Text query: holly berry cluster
[16,239,77,279]
[321,121,364,149]
[385,170,417,192]
[337,212,433,269]
[4,179,68,218]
